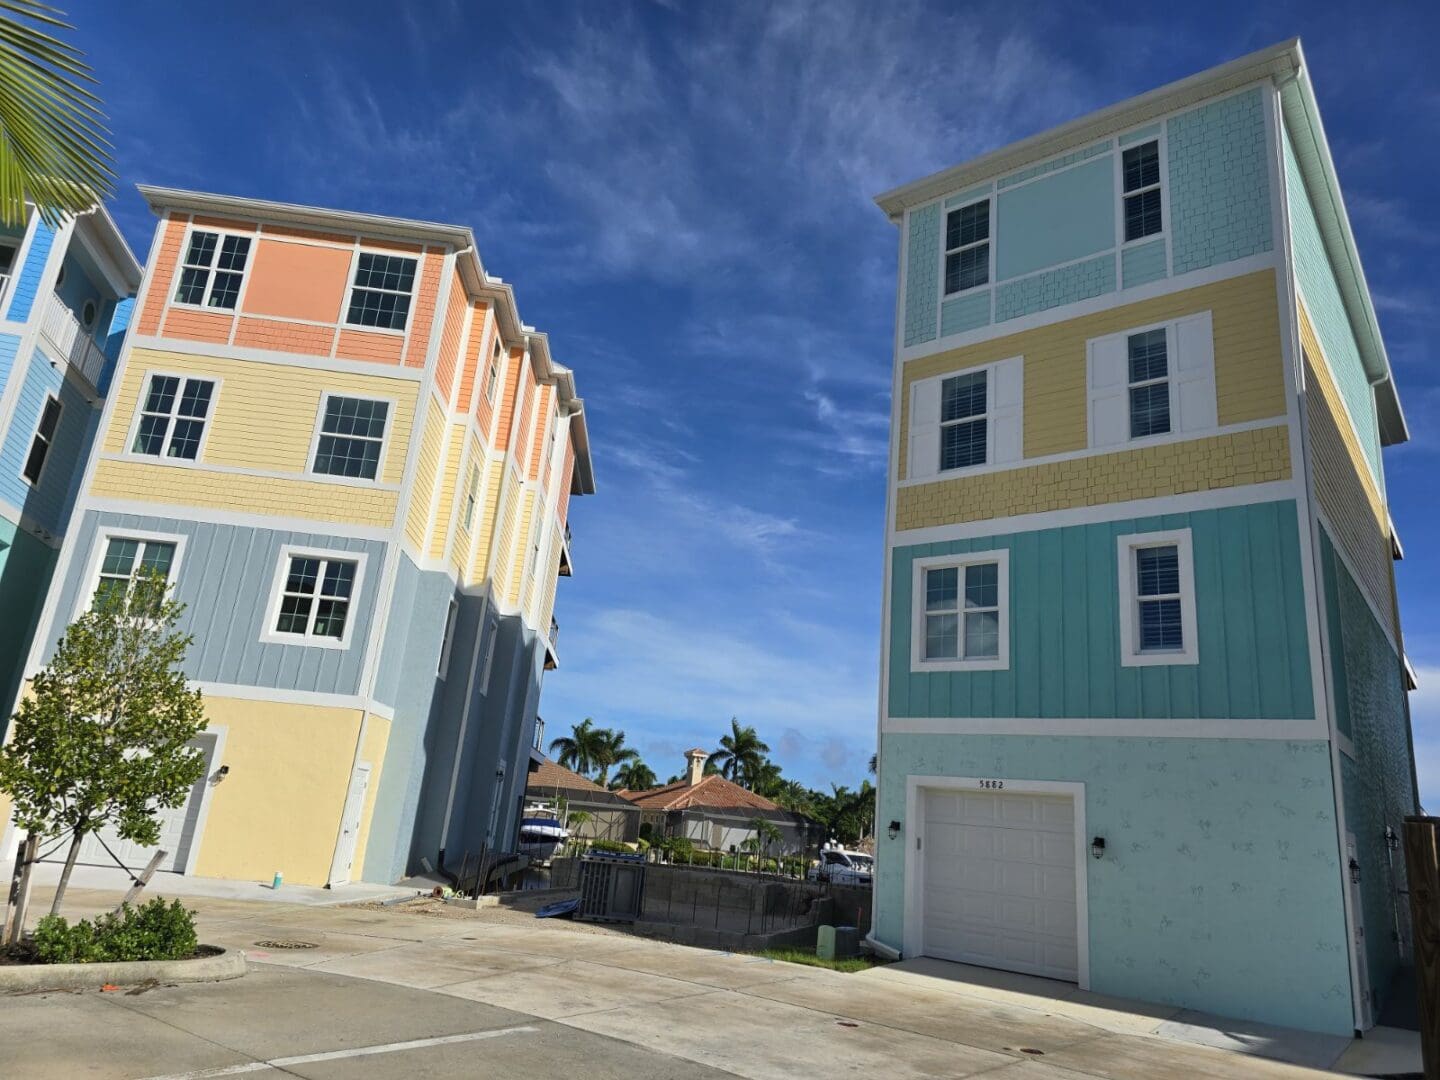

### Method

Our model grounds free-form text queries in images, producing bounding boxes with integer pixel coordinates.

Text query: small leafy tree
[0,569,207,917]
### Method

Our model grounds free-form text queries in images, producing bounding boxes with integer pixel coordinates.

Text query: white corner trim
[1116,527,1198,667]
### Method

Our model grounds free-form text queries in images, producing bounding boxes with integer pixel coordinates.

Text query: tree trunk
[50,831,83,916]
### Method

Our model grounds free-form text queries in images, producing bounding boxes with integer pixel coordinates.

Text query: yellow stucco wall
[897,269,1288,473]
[895,425,1291,532]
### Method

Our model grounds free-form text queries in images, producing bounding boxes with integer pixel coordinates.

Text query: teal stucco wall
[889,500,1314,721]
[876,733,1353,1034]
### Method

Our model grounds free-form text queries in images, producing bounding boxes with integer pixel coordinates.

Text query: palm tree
[0,4,115,227]
[749,758,783,798]
[610,759,656,791]
[774,779,814,816]
[592,728,639,788]
[548,718,606,778]
[710,718,769,789]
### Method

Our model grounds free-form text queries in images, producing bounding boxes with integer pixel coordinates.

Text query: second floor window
[1127,329,1170,439]
[22,395,61,484]
[1122,140,1163,241]
[940,370,987,470]
[94,536,176,612]
[312,395,388,480]
[463,463,479,529]
[175,230,251,310]
[922,559,1003,663]
[273,555,356,641]
[1135,544,1183,653]
[485,339,502,402]
[132,375,215,460]
[346,253,417,331]
[944,199,989,295]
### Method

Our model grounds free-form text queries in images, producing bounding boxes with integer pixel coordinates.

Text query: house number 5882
[978,779,1004,790]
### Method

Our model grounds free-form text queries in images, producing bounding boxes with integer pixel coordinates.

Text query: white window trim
[305,390,397,484]
[169,226,254,313]
[910,549,1010,672]
[462,461,479,530]
[20,392,62,487]
[342,249,420,336]
[437,598,459,678]
[940,196,994,299]
[122,371,222,465]
[258,544,369,651]
[1085,311,1215,451]
[908,355,1023,481]
[1115,133,1169,252]
[74,528,189,623]
[479,624,497,694]
[485,338,502,403]
[1116,528,1198,667]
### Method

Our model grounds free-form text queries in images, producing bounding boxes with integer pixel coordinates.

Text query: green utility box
[816,925,859,960]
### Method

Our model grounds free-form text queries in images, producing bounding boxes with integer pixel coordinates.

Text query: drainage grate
[253,939,318,950]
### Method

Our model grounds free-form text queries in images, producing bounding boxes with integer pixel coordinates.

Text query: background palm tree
[710,718,769,788]
[610,759,656,791]
[548,718,605,777]
[592,728,638,787]
[0,4,115,226]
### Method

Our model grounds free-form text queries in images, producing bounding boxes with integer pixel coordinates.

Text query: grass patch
[754,947,878,973]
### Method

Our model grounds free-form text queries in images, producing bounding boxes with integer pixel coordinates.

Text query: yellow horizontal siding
[107,348,416,484]
[470,458,504,584]
[404,399,445,551]
[898,269,1287,471]
[493,474,521,604]
[510,490,534,603]
[429,423,466,561]
[895,424,1291,532]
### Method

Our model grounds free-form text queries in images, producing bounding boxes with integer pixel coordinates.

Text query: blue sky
[77,2,1440,795]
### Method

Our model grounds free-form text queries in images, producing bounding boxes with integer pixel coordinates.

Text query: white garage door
[921,787,1078,982]
[72,736,216,874]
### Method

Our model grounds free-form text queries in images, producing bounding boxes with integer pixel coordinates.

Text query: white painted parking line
[140,1024,541,1079]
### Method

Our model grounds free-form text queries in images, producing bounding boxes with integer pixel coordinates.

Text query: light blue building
[871,41,1416,1036]
[0,205,140,720]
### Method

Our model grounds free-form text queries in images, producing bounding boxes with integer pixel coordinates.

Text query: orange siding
[458,301,489,414]
[162,307,233,344]
[137,217,188,337]
[264,224,353,245]
[557,441,576,524]
[335,328,405,365]
[528,385,554,480]
[403,247,446,369]
[233,317,333,356]
[242,239,350,322]
[433,267,468,405]
[494,347,526,451]
[191,214,258,233]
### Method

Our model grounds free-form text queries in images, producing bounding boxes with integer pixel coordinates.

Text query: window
[463,463,479,529]
[174,230,251,309]
[943,199,990,295]
[270,554,358,643]
[438,599,459,677]
[21,395,61,485]
[131,375,215,460]
[92,536,177,613]
[940,370,987,470]
[81,298,97,329]
[908,357,1022,481]
[312,395,389,480]
[1127,329,1170,439]
[479,626,497,694]
[485,339,502,403]
[345,253,417,331]
[1122,141,1163,242]
[1117,529,1197,666]
[912,552,1009,671]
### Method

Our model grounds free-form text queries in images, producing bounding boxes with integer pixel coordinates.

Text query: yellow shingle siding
[404,398,446,551]
[898,269,1287,472]
[1300,305,1396,638]
[104,348,416,483]
[895,425,1291,531]
[428,423,466,560]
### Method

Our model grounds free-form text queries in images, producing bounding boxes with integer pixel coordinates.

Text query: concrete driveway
[0,886,1402,1079]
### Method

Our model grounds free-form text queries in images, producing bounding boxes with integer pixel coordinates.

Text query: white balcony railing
[39,294,107,389]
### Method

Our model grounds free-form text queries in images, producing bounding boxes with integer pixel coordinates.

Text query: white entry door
[328,763,372,886]
[73,734,217,873]
[921,787,1079,981]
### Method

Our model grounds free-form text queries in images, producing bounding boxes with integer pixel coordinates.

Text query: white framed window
[479,624,497,694]
[911,550,1010,671]
[79,530,186,618]
[462,462,480,529]
[345,252,417,331]
[1086,312,1215,449]
[21,394,61,485]
[0,240,19,307]
[907,356,1023,481]
[129,373,217,461]
[309,393,391,480]
[174,229,252,310]
[485,338,502,403]
[1121,140,1164,243]
[1116,529,1197,666]
[943,198,990,295]
[437,598,459,678]
[260,546,367,649]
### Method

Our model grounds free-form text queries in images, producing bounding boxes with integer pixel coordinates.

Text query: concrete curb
[0,947,245,993]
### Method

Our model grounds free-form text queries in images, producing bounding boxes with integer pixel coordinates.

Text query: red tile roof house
[619,749,821,857]
[526,757,640,844]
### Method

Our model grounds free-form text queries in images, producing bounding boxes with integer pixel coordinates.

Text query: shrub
[33,898,198,964]
[589,839,630,854]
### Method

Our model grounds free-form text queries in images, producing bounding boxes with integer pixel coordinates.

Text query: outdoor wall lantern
[887,820,902,840]
[1349,858,1362,885]
[1091,837,1106,860]
[212,765,230,783]
[1386,825,1400,853]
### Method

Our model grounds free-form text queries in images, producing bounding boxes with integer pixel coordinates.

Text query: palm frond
[0,2,113,227]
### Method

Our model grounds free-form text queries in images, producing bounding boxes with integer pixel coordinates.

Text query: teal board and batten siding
[1284,127,1382,489]
[44,511,386,695]
[875,734,1353,1034]
[1322,528,1416,1017]
[888,501,1313,720]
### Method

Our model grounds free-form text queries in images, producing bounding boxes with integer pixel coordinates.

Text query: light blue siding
[1166,87,1273,276]
[7,220,54,324]
[939,290,990,337]
[876,734,1353,1034]
[994,253,1115,322]
[1121,238,1167,289]
[0,332,19,410]
[996,156,1114,281]
[1118,123,1161,147]
[998,141,1110,188]
[46,511,387,696]
[0,350,97,533]
[943,183,991,208]
[903,204,940,347]
[889,500,1314,721]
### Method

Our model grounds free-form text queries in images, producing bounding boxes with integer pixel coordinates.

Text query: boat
[518,804,569,864]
